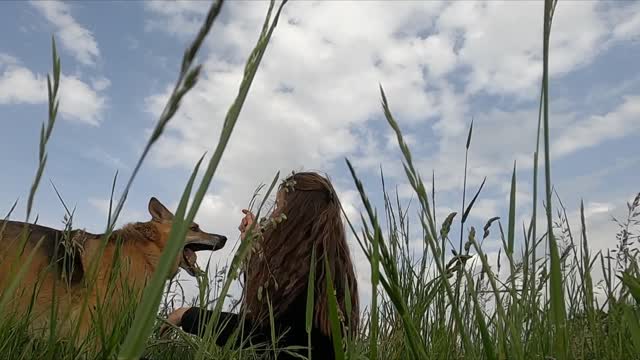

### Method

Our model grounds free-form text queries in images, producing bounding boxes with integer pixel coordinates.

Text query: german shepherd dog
[0,197,226,343]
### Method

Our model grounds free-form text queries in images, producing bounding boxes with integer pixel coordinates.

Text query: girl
[164,172,360,359]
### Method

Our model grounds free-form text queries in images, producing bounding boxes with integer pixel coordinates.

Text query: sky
[1,0,639,310]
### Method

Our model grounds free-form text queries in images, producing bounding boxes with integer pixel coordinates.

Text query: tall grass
[1,0,640,359]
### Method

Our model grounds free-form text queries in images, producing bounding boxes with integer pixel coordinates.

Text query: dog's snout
[218,235,227,247]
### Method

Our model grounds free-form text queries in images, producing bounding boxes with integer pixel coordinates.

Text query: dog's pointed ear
[149,197,174,222]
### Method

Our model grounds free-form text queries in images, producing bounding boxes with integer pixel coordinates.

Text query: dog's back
[0,220,86,284]
[0,220,90,336]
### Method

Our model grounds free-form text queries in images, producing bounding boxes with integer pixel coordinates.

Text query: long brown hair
[243,171,359,337]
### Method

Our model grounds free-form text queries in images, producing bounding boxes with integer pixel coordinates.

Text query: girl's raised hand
[238,209,256,240]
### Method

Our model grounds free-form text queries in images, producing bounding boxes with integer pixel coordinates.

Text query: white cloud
[82,147,125,170]
[436,1,608,101]
[87,197,113,217]
[412,90,640,197]
[143,0,209,37]
[583,202,613,219]
[87,197,146,229]
[140,0,640,307]
[468,198,501,221]
[29,0,100,66]
[141,1,635,179]
[58,75,106,126]
[552,95,640,157]
[0,55,107,125]
[0,59,46,104]
[141,2,456,193]
[0,54,19,66]
[91,76,111,92]
[610,2,640,41]
[554,156,640,199]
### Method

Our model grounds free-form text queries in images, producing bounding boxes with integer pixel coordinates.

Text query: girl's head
[244,171,359,336]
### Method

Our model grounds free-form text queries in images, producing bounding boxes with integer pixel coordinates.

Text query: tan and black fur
[0,197,226,342]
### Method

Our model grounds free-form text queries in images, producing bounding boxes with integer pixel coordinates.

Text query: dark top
[180,292,335,359]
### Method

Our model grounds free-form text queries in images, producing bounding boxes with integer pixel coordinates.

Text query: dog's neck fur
[81,221,167,281]
[108,222,161,243]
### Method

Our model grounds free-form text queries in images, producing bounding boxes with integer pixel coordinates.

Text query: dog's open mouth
[182,247,199,275]
[178,234,226,277]
[180,242,217,277]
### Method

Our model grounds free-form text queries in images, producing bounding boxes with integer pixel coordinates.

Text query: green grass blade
[183,0,287,231]
[580,200,595,324]
[266,295,278,356]
[376,84,473,356]
[623,305,640,353]
[118,155,204,359]
[343,272,353,357]
[106,0,225,233]
[507,161,516,256]
[196,171,281,359]
[324,255,345,360]
[188,2,288,354]
[0,37,61,322]
[26,36,60,222]
[370,189,380,360]
[461,177,487,224]
[459,118,474,253]
[464,270,497,360]
[470,235,524,360]
[346,159,429,359]
[541,0,567,358]
[306,247,317,360]
[121,1,286,355]
[619,271,640,305]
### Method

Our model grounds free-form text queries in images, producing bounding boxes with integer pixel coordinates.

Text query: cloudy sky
[1,0,639,309]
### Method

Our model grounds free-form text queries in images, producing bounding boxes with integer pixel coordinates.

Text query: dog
[0,197,226,343]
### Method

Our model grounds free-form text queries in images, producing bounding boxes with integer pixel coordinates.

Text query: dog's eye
[190,225,199,231]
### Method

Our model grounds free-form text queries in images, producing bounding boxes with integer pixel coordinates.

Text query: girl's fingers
[238,209,255,234]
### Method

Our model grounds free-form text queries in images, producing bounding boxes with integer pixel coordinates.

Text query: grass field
[1,0,639,359]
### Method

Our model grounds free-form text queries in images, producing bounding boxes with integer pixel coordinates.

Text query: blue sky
[1,0,639,307]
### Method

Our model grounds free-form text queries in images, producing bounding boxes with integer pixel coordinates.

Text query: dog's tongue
[184,248,197,268]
